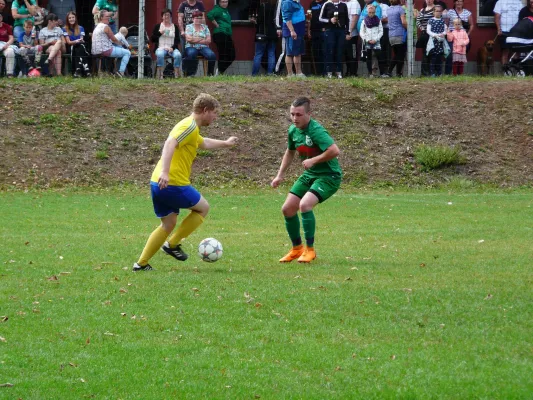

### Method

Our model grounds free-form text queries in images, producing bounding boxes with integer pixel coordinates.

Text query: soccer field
[0,189,532,398]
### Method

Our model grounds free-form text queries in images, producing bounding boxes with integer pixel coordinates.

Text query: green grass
[0,189,532,398]
[415,144,466,171]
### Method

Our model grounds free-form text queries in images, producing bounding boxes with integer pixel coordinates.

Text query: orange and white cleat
[297,247,316,263]
[279,245,304,263]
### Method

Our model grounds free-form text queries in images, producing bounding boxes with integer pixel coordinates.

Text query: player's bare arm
[199,136,238,150]
[302,143,340,170]
[271,149,296,188]
[158,137,179,189]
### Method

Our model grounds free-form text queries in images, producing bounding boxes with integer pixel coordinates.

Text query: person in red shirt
[0,12,16,77]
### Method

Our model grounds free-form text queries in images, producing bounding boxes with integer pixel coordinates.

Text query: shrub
[415,144,465,171]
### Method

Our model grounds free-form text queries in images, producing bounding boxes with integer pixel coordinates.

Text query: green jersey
[206,5,232,36]
[288,118,342,177]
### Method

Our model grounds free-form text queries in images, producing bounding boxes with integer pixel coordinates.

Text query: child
[17,19,43,74]
[114,26,130,48]
[359,4,383,78]
[426,5,448,77]
[446,18,469,76]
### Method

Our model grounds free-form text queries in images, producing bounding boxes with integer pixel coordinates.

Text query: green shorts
[290,173,341,203]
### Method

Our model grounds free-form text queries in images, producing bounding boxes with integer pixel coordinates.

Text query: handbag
[416,31,429,49]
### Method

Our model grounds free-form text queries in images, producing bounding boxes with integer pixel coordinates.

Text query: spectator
[494,0,525,69]
[445,0,473,74]
[251,0,278,75]
[426,4,448,77]
[178,0,205,52]
[518,0,533,19]
[342,0,361,77]
[92,0,118,34]
[91,10,130,77]
[0,0,15,26]
[320,0,349,78]
[281,0,306,77]
[11,0,37,40]
[207,0,235,75]
[307,0,326,76]
[39,13,66,76]
[63,11,90,77]
[446,18,469,75]
[0,12,16,77]
[183,10,216,76]
[359,4,383,77]
[33,6,48,31]
[46,0,75,27]
[114,26,129,47]
[386,0,407,77]
[416,0,436,76]
[377,0,390,77]
[357,0,382,33]
[152,8,181,79]
[17,19,42,75]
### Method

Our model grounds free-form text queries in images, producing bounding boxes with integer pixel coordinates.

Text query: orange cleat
[279,245,304,263]
[297,247,316,263]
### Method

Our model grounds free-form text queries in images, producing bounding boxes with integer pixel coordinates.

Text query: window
[477,0,496,25]
[216,0,260,22]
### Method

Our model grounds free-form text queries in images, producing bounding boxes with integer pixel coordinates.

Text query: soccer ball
[198,238,223,262]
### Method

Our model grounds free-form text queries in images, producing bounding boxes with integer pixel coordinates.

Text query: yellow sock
[137,225,169,266]
[168,211,205,247]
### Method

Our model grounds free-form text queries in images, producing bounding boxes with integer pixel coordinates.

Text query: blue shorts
[286,36,305,56]
[150,182,201,218]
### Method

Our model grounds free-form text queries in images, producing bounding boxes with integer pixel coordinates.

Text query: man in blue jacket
[281,0,306,77]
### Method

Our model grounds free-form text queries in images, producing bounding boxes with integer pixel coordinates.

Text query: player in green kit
[271,97,342,263]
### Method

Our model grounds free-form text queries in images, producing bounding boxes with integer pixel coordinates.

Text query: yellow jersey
[150,116,204,186]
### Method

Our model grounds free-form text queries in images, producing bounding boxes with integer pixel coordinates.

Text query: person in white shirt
[342,0,360,76]
[494,0,523,67]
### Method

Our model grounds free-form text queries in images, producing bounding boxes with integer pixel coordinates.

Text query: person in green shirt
[206,0,235,74]
[11,0,36,40]
[92,0,118,33]
[271,97,342,263]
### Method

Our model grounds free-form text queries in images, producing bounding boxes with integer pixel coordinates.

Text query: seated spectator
[0,12,16,77]
[152,8,181,79]
[359,4,383,77]
[63,11,90,77]
[207,0,235,75]
[92,10,130,77]
[92,0,118,34]
[39,13,66,76]
[33,7,48,31]
[114,26,129,47]
[251,0,278,76]
[46,0,75,27]
[177,0,205,53]
[183,11,216,76]
[11,0,37,40]
[0,0,15,27]
[519,0,533,19]
[17,19,42,75]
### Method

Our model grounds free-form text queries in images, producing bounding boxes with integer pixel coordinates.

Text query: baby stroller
[504,16,533,77]
[125,24,154,78]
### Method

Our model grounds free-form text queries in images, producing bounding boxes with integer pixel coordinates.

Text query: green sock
[284,214,302,247]
[301,211,315,247]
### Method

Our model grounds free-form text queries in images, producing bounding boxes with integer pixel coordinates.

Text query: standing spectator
[251,0,278,75]
[416,0,436,76]
[319,0,349,78]
[386,0,407,77]
[427,4,448,77]
[307,0,326,76]
[494,0,523,69]
[92,0,118,33]
[183,10,216,76]
[178,0,205,53]
[46,0,75,27]
[17,19,42,75]
[446,18,469,75]
[0,12,16,77]
[377,0,390,77]
[39,13,66,76]
[359,3,383,77]
[342,0,361,77]
[152,8,181,79]
[281,0,306,77]
[445,0,473,74]
[63,11,90,77]
[0,0,15,26]
[91,10,130,77]
[357,0,382,33]
[518,0,533,19]
[207,0,235,75]
[11,0,37,40]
